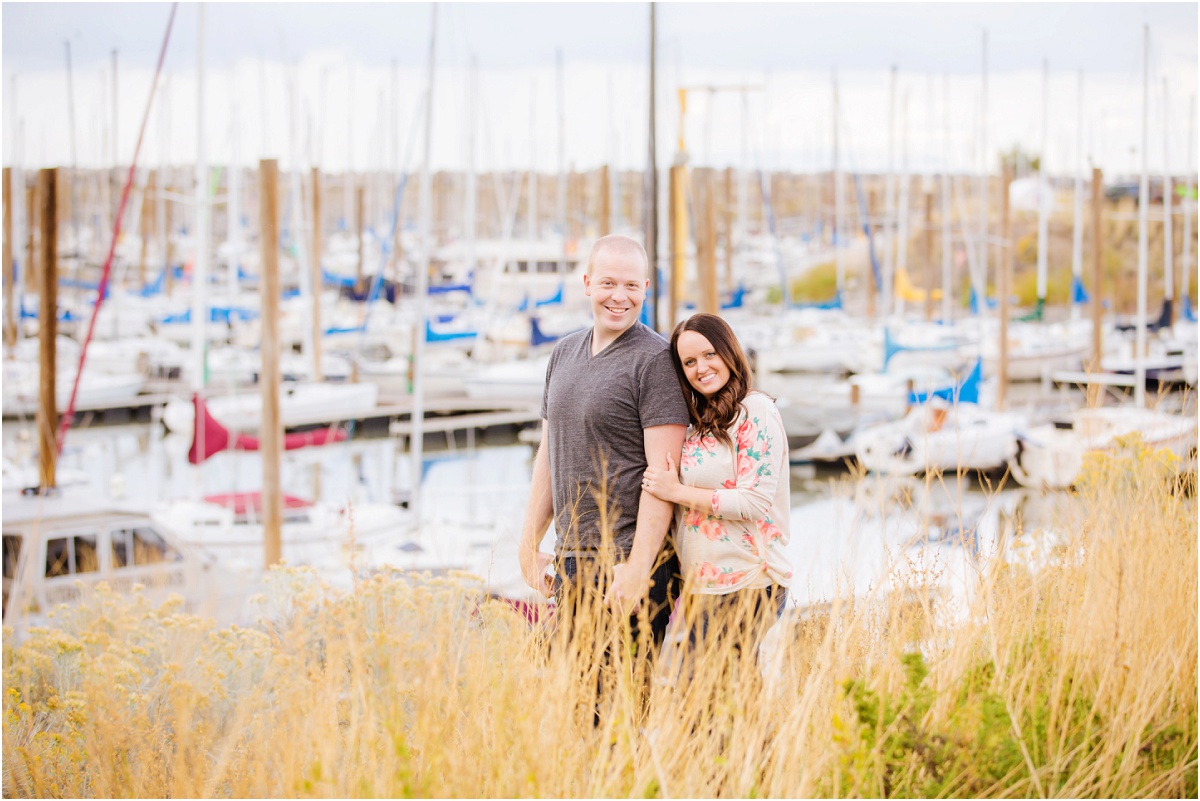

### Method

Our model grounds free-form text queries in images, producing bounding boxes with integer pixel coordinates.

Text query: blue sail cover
[907,359,982,406]
[1070,275,1090,305]
[425,319,476,343]
[20,304,81,322]
[883,326,959,370]
[535,283,564,307]
[531,316,586,347]
[428,282,473,296]
[324,323,367,336]
[722,284,748,310]
[790,290,843,311]
[322,269,359,289]
[159,306,259,325]
[968,286,998,314]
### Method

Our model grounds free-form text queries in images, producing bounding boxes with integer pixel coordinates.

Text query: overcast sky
[3,2,1197,175]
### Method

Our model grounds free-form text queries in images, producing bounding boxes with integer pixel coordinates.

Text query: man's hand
[519,422,555,598]
[604,560,650,617]
[519,545,555,598]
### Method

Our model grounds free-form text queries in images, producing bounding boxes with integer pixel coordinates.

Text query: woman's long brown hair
[669,313,753,449]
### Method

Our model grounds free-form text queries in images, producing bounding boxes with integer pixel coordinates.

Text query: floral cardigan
[675,391,794,594]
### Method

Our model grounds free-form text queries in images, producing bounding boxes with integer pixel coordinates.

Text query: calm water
[4,415,1052,612]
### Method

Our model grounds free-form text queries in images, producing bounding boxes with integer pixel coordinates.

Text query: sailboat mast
[896,90,911,314]
[112,48,119,171]
[646,2,659,331]
[737,90,748,258]
[1183,94,1195,312]
[410,3,438,524]
[191,7,209,394]
[228,96,242,306]
[65,41,79,250]
[978,30,989,320]
[99,70,111,261]
[344,65,354,232]
[8,76,23,321]
[556,49,566,274]
[528,83,537,240]
[158,75,170,291]
[1162,77,1173,322]
[465,55,478,280]
[884,64,897,317]
[1072,69,1084,322]
[1135,25,1149,408]
[941,72,952,322]
[8,76,21,305]
[1036,59,1049,309]
[833,69,844,298]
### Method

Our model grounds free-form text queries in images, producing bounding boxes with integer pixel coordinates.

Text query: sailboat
[852,361,1029,475]
[1008,405,1196,490]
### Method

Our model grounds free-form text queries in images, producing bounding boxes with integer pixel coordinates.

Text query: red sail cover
[188,393,349,464]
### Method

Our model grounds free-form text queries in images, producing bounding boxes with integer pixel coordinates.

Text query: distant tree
[998,145,1041,178]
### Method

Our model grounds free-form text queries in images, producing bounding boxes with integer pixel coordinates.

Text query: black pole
[646,2,659,332]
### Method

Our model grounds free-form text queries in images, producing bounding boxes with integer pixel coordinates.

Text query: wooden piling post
[599,164,611,237]
[4,168,16,352]
[998,164,1012,411]
[668,164,685,330]
[164,171,174,294]
[568,169,582,243]
[37,168,58,491]
[259,159,282,569]
[723,166,735,292]
[698,170,719,314]
[310,167,324,382]
[924,192,934,321]
[140,170,155,289]
[1088,167,1104,408]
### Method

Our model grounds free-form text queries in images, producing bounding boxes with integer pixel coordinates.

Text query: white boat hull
[1009,407,1198,490]
[855,405,1025,476]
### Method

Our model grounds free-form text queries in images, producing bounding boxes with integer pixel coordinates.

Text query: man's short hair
[587,234,648,276]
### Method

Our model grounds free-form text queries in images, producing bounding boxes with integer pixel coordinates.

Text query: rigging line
[57,3,178,456]
[746,89,791,305]
[357,91,427,338]
[837,90,895,295]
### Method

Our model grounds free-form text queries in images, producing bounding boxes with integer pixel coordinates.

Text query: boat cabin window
[111,526,182,568]
[3,533,21,617]
[45,533,100,578]
[514,260,562,275]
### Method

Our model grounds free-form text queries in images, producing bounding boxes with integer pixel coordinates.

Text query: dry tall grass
[4,437,1196,798]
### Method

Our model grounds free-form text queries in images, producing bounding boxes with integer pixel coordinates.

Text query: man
[519,233,688,650]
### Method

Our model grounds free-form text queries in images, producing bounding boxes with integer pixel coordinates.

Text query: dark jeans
[550,549,682,726]
[675,585,790,751]
[684,584,789,660]
[552,549,682,655]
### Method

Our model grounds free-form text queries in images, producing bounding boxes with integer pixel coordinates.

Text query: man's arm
[604,423,687,614]
[518,422,555,597]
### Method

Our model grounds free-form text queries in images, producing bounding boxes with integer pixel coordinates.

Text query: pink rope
[57,3,177,454]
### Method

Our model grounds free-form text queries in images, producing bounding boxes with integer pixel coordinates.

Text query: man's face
[583,248,649,338]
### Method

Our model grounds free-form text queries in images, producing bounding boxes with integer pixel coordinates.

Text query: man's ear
[583,272,592,295]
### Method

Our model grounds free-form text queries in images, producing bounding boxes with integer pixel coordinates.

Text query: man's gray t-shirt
[540,322,689,559]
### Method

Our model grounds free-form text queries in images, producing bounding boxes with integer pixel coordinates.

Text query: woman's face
[677,330,730,398]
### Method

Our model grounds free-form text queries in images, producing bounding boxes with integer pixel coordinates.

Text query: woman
[641,313,792,658]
